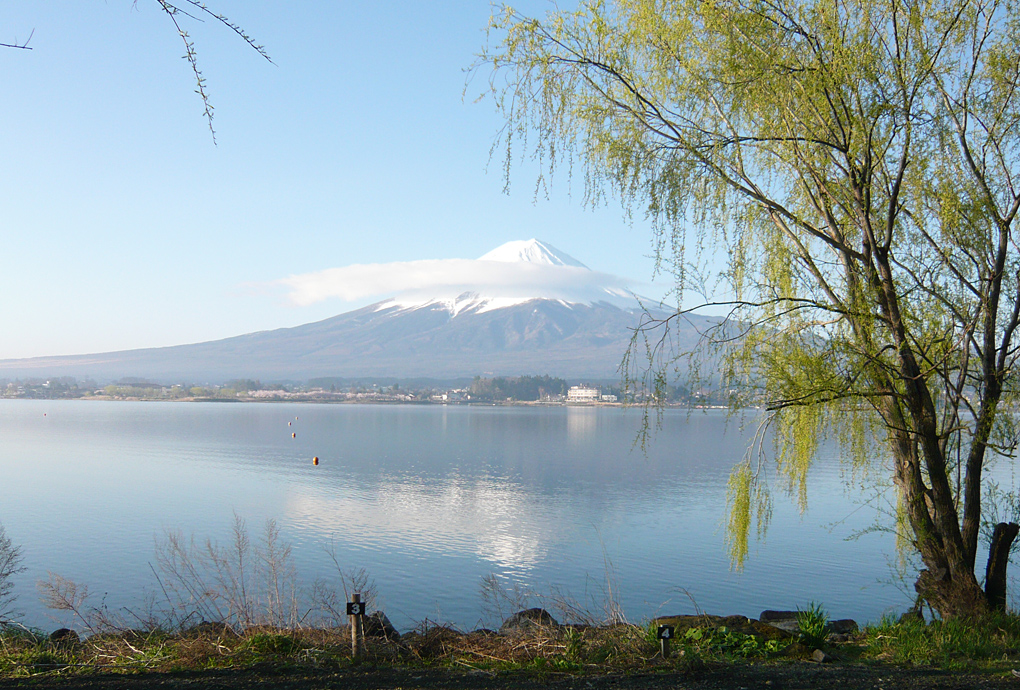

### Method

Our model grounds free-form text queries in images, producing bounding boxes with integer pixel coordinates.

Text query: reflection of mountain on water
[274,409,758,579]
[2,400,913,632]
[283,477,554,575]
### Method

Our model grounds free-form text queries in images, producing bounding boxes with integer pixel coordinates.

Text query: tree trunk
[914,565,989,618]
[889,421,989,618]
[984,522,1019,612]
[883,409,983,617]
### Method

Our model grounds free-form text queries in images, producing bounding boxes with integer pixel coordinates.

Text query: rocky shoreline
[5,606,1019,690]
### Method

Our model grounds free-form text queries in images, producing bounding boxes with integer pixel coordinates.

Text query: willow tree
[4,2,271,141]
[480,0,1020,617]
[152,1,271,141]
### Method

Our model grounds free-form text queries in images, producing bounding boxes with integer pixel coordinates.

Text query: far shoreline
[0,395,738,410]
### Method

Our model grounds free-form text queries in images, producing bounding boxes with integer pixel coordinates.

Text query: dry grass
[0,618,705,679]
[0,519,801,680]
[398,621,659,671]
[152,514,302,631]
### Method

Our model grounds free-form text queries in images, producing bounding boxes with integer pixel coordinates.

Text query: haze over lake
[2,400,912,631]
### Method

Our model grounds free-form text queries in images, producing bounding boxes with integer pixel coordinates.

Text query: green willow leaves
[480,0,1020,615]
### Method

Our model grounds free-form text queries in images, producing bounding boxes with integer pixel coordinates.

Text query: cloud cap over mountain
[276,239,640,308]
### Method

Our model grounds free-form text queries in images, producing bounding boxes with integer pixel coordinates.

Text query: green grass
[676,625,789,659]
[796,602,828,648]
[5,611,1020,679]
[239,632,305,658]
[859,611,1020,670]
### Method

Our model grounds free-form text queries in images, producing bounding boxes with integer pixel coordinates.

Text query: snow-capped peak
[479,239,588,269]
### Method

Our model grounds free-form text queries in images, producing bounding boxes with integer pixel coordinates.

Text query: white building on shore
[567,385,601,402]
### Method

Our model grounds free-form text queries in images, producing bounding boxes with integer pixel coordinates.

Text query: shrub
[0,524,25,623]
[680,626,788,658]
[797,602,829,648]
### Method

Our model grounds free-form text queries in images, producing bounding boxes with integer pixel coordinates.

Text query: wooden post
[349,593,365,658]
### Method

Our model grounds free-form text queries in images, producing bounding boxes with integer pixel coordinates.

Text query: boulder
[759,610,858,636]
[402,626,465,659]
[49,628,79,646]
[759,610,799,622]
[363,611,400,640]
[767,619,802,634]
[741,619,795,640]
[758,611,800,634]
[499,608,559,635]
[828,619,858,634]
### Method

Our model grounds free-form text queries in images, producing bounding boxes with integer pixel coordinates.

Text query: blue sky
[0,1,675,360]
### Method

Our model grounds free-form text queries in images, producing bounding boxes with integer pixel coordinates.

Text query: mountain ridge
[0,240,702,383]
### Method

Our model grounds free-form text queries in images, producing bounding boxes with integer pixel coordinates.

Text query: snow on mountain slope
[478,239,589,268]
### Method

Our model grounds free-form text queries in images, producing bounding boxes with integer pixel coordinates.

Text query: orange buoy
[292,432,296,438]
[312,456,319,465]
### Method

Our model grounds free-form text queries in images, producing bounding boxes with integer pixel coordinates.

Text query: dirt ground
[0,662,1016,690]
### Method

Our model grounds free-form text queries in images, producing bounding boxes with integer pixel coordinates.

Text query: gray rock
[364,610,400,640]
[811,648,829,663]
[767,619,802,634]
[826,633,849,644]
[828,619,858,634]
[759,610,801,634]
[760,611,858,636]
[759,610,799,622]
[499,608,559,635]
[49,628,79,646]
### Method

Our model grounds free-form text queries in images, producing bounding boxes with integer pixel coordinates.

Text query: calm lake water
[1,400,916,632]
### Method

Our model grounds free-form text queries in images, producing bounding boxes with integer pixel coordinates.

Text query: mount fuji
[0,240,707,383]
